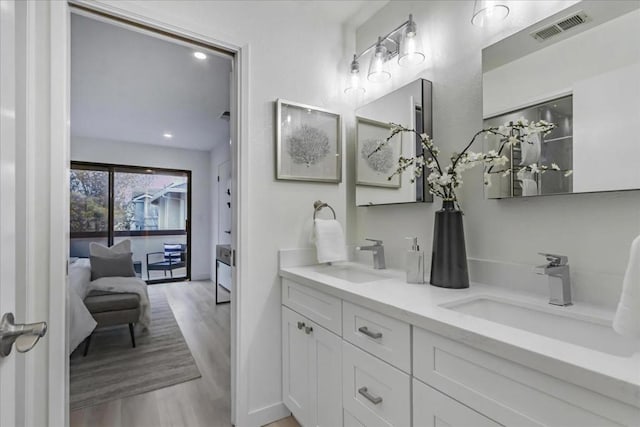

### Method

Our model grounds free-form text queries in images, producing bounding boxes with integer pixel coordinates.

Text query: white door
[308,321,342,427]
[282,306,311,426]
[0,2,20,424]
[0,2,52,426]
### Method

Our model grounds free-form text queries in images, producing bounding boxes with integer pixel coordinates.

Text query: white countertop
[279,262,640,408]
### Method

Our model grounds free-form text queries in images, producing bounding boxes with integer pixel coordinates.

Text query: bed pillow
[89,240,131,258]
[90,253,136,281]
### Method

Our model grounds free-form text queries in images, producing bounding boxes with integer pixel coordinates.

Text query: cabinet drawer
[413,378,500,427]
[282,278,342,334]
[342,301,411,373]
[413,327,640,426]
[342,341,410,427]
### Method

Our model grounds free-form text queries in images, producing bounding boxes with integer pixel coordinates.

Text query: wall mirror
[355,78,433,206]
[482,1,640,199]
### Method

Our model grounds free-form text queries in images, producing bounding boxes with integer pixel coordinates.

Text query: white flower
[438,174,452,186]
[501,169,511,177]
[487,149,498,157]
[529,163,540,174]
[564,170,573,177]
[492,156,509,166]
[551,163,560,171]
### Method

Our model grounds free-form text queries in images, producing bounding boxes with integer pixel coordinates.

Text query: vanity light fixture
[344,14,425,93]
[471,0,510,27]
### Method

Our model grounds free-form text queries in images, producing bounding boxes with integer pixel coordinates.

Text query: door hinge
[217,176,220,182]
[232,249,236,267]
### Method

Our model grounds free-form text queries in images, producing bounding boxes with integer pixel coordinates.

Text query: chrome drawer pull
[297,321,305,330]
[358,386,383,405]
[358,326,382,339]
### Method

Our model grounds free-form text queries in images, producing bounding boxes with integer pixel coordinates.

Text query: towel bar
[313,200,336,220]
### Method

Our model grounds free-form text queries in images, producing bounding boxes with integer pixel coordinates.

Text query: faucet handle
[538,252,568,266]
[365,238,383,246]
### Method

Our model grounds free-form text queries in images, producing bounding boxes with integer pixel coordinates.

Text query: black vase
[430,200,469,289]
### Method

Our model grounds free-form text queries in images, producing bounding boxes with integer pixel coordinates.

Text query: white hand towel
[313,219,347,263]
[613,235,640,338]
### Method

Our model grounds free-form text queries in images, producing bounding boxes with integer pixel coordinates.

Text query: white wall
[352,1,640,306]
[71,136,213,281]
[83,1,358,425]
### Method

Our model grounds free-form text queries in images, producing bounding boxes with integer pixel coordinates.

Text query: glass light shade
[367,40,391,82]
[398,16,425,67]
[344,55,365,95]
[471,0,509,27]
[345,71,365,95]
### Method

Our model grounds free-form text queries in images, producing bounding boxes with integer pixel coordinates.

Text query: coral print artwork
[356,117,401,188]
[276,99,341,183]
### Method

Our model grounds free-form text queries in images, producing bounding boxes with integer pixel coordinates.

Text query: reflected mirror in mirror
[482,1,640,199]
[355,78,433,206]
[485,95,574,198]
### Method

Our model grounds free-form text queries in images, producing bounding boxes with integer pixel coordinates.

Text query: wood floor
[70,281,232,427]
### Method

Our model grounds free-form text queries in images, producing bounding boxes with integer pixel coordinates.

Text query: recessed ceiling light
[193,51,207,60]
[163,132,173,139]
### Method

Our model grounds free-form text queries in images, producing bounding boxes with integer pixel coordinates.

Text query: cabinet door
[308,320,342,427]
[282,306,312,426]
[413,379,500,427]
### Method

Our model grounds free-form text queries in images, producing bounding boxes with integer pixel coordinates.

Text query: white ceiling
[71,13,232,151]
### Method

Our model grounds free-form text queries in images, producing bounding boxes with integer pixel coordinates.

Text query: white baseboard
[190,273,211,281]
[246,401,290,427]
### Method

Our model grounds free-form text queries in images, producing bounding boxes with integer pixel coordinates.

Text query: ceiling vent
[219,111,230,121]
[530,11,591,42]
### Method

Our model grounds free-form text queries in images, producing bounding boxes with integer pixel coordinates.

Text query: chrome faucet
[356,238,386,269]
[535,253,571,306]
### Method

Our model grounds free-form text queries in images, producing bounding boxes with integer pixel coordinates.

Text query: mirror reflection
[482,2,640,198]
[355,78,433,206]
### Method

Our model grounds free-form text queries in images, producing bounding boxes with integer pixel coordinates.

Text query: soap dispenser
[405,237,425,284]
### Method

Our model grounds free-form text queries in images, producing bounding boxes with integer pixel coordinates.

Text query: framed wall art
[356,117,401,188]
[276,99,341,183]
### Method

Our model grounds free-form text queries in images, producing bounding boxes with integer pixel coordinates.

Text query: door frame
[49,1,249,425]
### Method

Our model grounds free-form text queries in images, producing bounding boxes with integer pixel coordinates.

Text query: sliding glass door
[70,162,191,283]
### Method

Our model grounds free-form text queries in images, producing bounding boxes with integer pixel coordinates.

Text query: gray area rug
[70,287,201,410]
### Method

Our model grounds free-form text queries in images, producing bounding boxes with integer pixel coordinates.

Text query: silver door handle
[0,313,47,357]
[358,386,383,405]
[358,326,382,339]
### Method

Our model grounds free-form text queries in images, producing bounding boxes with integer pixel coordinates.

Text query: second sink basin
[313,264,387,284]
[442,296,640,358]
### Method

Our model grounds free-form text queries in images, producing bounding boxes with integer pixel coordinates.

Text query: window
[70,162,191,283]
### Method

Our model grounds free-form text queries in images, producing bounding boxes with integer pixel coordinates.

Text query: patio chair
[146,243,186,279]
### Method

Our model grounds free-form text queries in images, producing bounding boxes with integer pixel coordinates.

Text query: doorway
[65,4,242,425]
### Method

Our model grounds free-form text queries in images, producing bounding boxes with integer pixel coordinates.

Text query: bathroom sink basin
[442,296,640,357]
[313,264,387,284]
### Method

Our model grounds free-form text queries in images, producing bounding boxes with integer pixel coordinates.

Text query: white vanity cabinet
[281,276,640,427]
